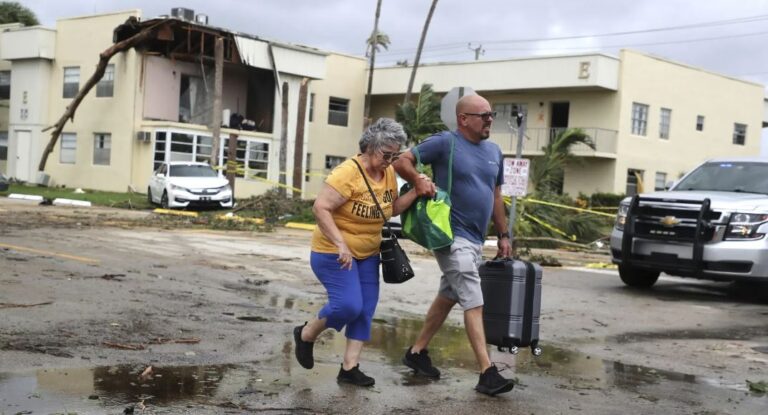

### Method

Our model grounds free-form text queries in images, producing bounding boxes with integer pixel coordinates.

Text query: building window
[654,172,667,191]
[93,133,111,166]
[631,102,648,136]
[0,131,7,161]
[696,115,704,131]
[305,153,311,182]
[626,169,644,196]
[733,123,747,145]
[96,64,114,97]
[224,138,269,179]
[179,74,210,124]
[63,67,80,98]
[659,108,671,139]
[309,93,315,122]
[247,141,269,179]
[153,130,215,170]
[60,133,76,164]
[0,71,10,100]
[328,97,349,126]
[325,155,345,170]
[492,102,528,124]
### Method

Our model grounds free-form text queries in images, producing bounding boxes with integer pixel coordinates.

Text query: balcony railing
[491,126,618,158]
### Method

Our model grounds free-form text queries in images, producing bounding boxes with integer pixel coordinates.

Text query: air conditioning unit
[170,7,195,21]
[136,131,151,143]
[195,14,209,25]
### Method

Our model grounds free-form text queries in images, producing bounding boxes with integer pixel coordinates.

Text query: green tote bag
[400,134,454,250]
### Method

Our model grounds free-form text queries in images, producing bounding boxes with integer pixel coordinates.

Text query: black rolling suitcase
[480,258,543,355]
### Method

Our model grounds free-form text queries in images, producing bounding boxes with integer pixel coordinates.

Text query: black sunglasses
[463,111,497,121]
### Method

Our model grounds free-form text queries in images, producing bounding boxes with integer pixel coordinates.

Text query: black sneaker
[475,364,514,396]
[337,364,375,387]
[402,347,441,378]
[293,322,314,369]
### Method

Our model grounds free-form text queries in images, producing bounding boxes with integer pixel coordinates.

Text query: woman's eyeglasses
[381,151,402,162]
[462,111,497,121]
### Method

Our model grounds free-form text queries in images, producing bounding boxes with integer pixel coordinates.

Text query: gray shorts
[434,236,484,310]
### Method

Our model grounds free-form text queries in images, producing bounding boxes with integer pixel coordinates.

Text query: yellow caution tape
[285,222,316,231]
[523,212,577,241]
[516,197,616,218]
[153,208,199,217]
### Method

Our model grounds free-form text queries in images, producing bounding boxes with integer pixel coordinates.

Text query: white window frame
[63,67,80,99]
[328,97,349,127]
[0,131,8,161]
[626,168,644,196]
[93,133,111,166]
[325,155,345,170]
[696,115,704,131]
[659,108,671,139]
[0,71,10,100]
[654,172,667,191]
[152,129,215,171]
[96,64,115,97]
[733,123,747,145]
[60,133,76,164]
[223,137,270,180]
[631,102,649,136]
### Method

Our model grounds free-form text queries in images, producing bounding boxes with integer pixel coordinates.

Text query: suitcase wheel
[532,346,542,356]
[508,346,519,355]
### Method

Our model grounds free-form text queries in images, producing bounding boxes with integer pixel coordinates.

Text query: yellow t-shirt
[311,156,397,259]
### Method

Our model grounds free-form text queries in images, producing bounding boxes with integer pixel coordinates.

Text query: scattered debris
[0,301,53,309]
[139,365,153,380]
[592,319,609,327]
[747,379,768,394]
[149,337,201,345]
[102,341,145,350]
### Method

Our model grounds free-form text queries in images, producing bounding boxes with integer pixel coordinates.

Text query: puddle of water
[3,293,760,410]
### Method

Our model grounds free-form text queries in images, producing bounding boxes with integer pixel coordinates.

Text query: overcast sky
[17,0,768,89]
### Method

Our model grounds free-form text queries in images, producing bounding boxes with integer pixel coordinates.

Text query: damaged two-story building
[0,8,366,198]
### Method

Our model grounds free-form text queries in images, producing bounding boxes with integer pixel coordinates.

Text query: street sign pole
[507,110,525,253]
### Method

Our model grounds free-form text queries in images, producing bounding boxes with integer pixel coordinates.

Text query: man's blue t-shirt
[414,131,504,244]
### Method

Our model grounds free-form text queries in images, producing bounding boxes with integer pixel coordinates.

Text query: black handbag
[352,159,415,284]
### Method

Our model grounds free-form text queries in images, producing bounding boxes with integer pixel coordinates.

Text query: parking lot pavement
[0,198,766,414]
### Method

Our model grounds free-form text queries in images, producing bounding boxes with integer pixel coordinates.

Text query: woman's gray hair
[359,117,408,153]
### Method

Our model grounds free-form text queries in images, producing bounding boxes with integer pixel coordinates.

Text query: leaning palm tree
[404,0,439,105]
[395,83,446,145]
[363,0,388,125]
[529,128,595,194]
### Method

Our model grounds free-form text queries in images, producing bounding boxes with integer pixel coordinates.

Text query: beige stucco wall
[612,49,764,194]
[45,10,143,192]
[304,53,367,198]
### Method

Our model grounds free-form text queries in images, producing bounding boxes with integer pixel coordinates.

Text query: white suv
[611,157,768,292]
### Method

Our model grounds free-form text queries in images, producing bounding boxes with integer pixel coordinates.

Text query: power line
[384,13,768,54]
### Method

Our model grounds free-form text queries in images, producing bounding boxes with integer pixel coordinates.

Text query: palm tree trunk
[364,0,383,127]
[404,0,438,105]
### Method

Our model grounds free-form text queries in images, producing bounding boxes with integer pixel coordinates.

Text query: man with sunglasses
[394,93,514,396]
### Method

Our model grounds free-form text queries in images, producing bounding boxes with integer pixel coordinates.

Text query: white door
[14,130,32,182]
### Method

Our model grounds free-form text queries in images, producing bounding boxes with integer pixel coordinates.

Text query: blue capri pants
[310,252,380,341]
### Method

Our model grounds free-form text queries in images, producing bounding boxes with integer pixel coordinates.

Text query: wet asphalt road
[0,199,766,414]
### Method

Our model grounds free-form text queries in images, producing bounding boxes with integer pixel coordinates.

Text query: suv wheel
[619,265,660,288]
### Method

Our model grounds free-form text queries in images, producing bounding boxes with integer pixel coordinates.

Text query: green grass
[1,184,153,210]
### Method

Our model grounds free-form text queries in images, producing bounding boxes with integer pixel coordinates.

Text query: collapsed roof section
[112,16,326,80]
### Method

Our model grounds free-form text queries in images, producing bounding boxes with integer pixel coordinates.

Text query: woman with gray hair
[292,118,425,386]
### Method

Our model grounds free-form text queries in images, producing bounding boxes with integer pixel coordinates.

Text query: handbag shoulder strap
[351,158,391,233]
[415,132,455,195]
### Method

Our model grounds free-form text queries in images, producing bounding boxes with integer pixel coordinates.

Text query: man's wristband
[498,232,510,239]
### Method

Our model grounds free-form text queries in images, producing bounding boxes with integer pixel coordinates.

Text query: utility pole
[507,108,525,253]
[468,42,484,61]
